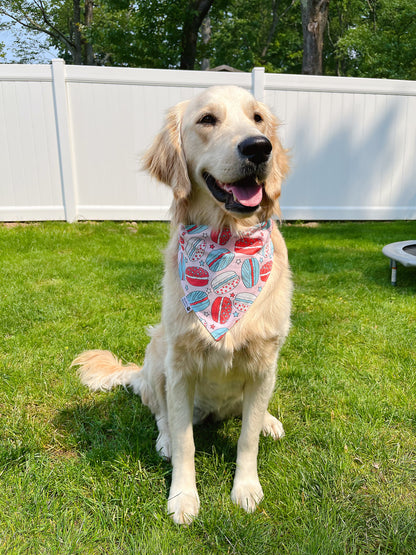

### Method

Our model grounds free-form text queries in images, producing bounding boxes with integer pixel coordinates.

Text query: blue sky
[0,21,16,62]
[0,16,57,63]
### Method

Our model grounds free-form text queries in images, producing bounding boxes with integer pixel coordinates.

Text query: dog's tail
[71,350,142,392]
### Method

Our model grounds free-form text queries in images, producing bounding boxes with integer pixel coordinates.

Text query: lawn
[0,220,415,554]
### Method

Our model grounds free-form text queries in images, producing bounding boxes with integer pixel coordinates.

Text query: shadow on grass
[55,390,158,466]
[54,388,240,469]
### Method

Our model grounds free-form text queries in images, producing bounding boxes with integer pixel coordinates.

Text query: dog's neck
[177,220,274,341]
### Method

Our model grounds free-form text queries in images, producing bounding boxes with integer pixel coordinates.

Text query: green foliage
[0,0,77,63]
[0,220,416,552]
[334,0,416,79]
[1,0,416,77]
[86,0,187,67]
[323,0,365,75]
[87,0,302,71]
[207,0,302,73]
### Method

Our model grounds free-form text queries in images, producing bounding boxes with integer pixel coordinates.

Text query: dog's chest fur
[193,363,246,422]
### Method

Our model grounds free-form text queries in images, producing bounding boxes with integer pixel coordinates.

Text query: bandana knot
[178,220,274,341]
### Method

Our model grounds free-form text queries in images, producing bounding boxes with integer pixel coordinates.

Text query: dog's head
[143,86,289,227]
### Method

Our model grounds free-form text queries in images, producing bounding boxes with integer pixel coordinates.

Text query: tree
[180,0,214,69]
[2,0,415,81]
[89,0,302,72]
[0,0,96,64]
[323,0,364,75]
[0,0,305,72]
[79,0,216,69]
[207,0,302,73]
[300,0,329,74]
[335,0,416,80]
[200,15,211,70]
[261,0,297,60]
[86,0,188,68]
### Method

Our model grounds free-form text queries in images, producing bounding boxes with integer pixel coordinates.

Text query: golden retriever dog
[73,85,292,525]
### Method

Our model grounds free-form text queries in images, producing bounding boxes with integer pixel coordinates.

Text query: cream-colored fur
[72,86,292,525]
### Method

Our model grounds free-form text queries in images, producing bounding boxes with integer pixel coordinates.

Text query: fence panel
[0,65,65,220]
[266,73,416,220]
[0,62,415,222]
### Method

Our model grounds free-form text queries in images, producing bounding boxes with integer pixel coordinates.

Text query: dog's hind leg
[137,326,172,459]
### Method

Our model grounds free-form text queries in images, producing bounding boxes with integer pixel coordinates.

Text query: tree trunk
[180,0,214,70]
[72,0,83,65]
[201,15,211,70]
[301,0,329,75]
[71,0,95,65]
[84,0,95,65]
[262,0,280,59]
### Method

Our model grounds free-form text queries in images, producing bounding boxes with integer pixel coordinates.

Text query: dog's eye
[254,113,263,123]
[198,114,217,126]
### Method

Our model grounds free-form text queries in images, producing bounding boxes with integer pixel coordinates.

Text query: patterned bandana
[178,220,274,341]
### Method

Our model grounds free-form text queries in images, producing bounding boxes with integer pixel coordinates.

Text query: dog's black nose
[238,136,272,165]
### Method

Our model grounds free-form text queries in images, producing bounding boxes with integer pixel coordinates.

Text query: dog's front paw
[231,479,264,513]
[167,488,200,525]
[262,411,285,440]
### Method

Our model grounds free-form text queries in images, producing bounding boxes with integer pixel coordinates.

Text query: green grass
[0,220,415,554]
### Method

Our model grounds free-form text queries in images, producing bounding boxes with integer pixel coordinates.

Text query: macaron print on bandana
[178,220,274,341]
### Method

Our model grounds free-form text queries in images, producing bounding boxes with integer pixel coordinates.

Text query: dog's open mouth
[203,172,263,213]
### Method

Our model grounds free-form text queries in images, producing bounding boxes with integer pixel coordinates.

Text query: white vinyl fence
[0,60,415,222]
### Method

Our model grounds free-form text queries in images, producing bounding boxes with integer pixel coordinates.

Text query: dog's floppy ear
[261,105,290,216]
[143,100,191,200]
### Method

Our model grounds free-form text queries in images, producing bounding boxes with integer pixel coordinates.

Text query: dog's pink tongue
[227,183,263,207]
